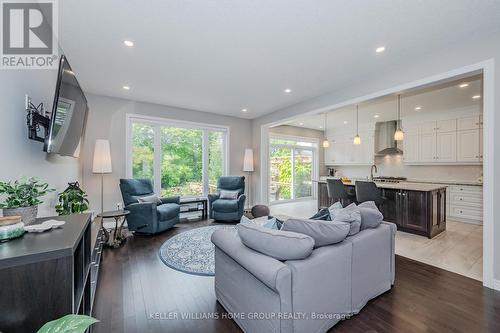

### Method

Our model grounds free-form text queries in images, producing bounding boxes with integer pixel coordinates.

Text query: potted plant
[0,177,54,225]
[55,182,89,216]
[37,314,98,333]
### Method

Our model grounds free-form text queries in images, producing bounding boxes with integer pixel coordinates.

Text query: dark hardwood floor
[93,220,500,333]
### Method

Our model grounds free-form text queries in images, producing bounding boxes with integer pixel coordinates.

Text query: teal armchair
[119,179,180,234]
[208,176,246,221]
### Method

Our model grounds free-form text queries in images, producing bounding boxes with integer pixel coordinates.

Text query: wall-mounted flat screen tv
[44,55,88,157]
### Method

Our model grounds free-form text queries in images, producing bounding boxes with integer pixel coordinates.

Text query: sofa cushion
[358,201,383,230]
[237,223,314,261]
[331,203,361,236]
[157,203,180,221]
[281,218,350,247]
[137,194,162,204]
[212,199,238,212]
[220,190,239,200]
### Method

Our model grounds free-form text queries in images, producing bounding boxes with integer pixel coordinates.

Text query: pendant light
[322,112,329,148]
[353,104,361,145]
[394,94,404,141]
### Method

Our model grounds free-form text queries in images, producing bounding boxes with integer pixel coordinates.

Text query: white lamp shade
[92,139,112,174]
[243,148,254,172]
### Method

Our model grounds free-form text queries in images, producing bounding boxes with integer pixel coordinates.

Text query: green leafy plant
[37,314,98,333]
[0,177,54,209]
[55,182,89,215]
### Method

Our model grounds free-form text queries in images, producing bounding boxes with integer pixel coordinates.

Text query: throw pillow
[327,201,343,220]
[220,190,239,200]
[281,218,350,247]
[358,201,383,230]
[309,207,331,221]
[331,203,361,236]
[137,194,162,204]
[240,215,279,230]
[237,223,315,260]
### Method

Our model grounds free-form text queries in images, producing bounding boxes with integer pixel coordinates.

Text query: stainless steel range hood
[374,121,403,156]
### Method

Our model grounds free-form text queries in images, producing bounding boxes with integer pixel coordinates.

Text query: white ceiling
[285,76,483,130]
[58,1,500,119]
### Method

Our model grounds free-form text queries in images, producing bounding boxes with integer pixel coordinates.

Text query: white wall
[0,70,81,217]
[251,32,500,283]
[81,93,252,212]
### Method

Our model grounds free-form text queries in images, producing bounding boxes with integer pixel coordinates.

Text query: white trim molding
[494,279,500,291]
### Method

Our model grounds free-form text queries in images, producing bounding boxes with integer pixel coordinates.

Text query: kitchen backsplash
[334,155,482,183]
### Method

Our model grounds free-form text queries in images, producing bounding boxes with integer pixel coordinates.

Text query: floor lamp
[93,139,113,213]
[243,148,254,210]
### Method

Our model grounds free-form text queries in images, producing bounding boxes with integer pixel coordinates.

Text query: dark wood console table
[0,213,103,333]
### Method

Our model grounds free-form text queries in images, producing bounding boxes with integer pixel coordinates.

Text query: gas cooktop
[372,176,407,184]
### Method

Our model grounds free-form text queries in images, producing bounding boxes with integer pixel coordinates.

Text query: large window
[128,116,228,197]
[269,136,317,203]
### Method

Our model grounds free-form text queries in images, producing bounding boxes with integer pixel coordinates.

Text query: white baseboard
[493,279,500,291]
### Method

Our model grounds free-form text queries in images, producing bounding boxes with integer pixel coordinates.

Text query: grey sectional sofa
[211,221,396,333]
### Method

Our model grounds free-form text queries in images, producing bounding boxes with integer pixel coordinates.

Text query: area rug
[158,225,237,276]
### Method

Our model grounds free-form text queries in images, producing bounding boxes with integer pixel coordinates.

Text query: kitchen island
[316,179,447,238]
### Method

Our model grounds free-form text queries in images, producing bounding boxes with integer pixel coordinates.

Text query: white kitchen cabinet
[436,131,457,162]
[457,129,481,162]
[457,116,481,131]
[448,185,483,224]
[419,132,437,162]
[436,119,457,133]
[403,131,419,162]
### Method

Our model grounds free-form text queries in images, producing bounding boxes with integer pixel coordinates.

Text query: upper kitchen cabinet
[325,129,374,165]
[402,116,482,165]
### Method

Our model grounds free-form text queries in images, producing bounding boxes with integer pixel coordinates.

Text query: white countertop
[315,177,467,191]
[316,176,483,187]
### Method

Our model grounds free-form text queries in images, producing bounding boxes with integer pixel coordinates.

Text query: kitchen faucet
[370,164,378,180]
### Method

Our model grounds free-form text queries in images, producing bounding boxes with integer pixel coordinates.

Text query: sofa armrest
[381,221,397,285]
[211,229,291,292]
[160,195,180,205]
[125,202,157,229]
[237,194,246,212]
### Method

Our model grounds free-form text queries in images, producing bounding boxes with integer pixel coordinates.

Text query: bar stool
[355,180,385,209]
[326,178,357,207]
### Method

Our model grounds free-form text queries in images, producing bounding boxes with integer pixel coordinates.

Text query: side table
[97,210,130,248]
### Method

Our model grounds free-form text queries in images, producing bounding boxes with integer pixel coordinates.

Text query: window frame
[268,134,319,204]
[125,114,229,197]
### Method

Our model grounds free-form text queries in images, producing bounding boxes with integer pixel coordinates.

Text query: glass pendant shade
[353,134,361,145]
[322,139,330,148]
[322,112,329,148]
[394,129,404,141]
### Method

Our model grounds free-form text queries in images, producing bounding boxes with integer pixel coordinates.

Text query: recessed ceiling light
[375,46,385,53]
[299,122,304,126]
[374,114,380,118]
[122,85,130,90]
[319,125,323,129]
[123,40,134,47]
[241,108,248,112]
[472,95,481,99]
[415,106,422,111]
[343,121,348,124]
[459,83,469,88]
[284,89,292,94]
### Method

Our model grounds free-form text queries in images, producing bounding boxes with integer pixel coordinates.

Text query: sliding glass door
[269,136,317,203]
[128,116,228,197]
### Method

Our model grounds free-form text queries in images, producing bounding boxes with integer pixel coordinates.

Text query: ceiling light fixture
[241,108,248,112]
[123,40,134,47]
[459,83,469,88]
[394,95,404,141]
[322,113,329,148]
[122,85,130,90]
[375,46,385,53]
[374,114,380,118]
[343,121,348,125]
[472,95,481,99]
[415,106,422,111]
[299,122,304,126]
[353,105,361,145]
[284,88,292,94]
